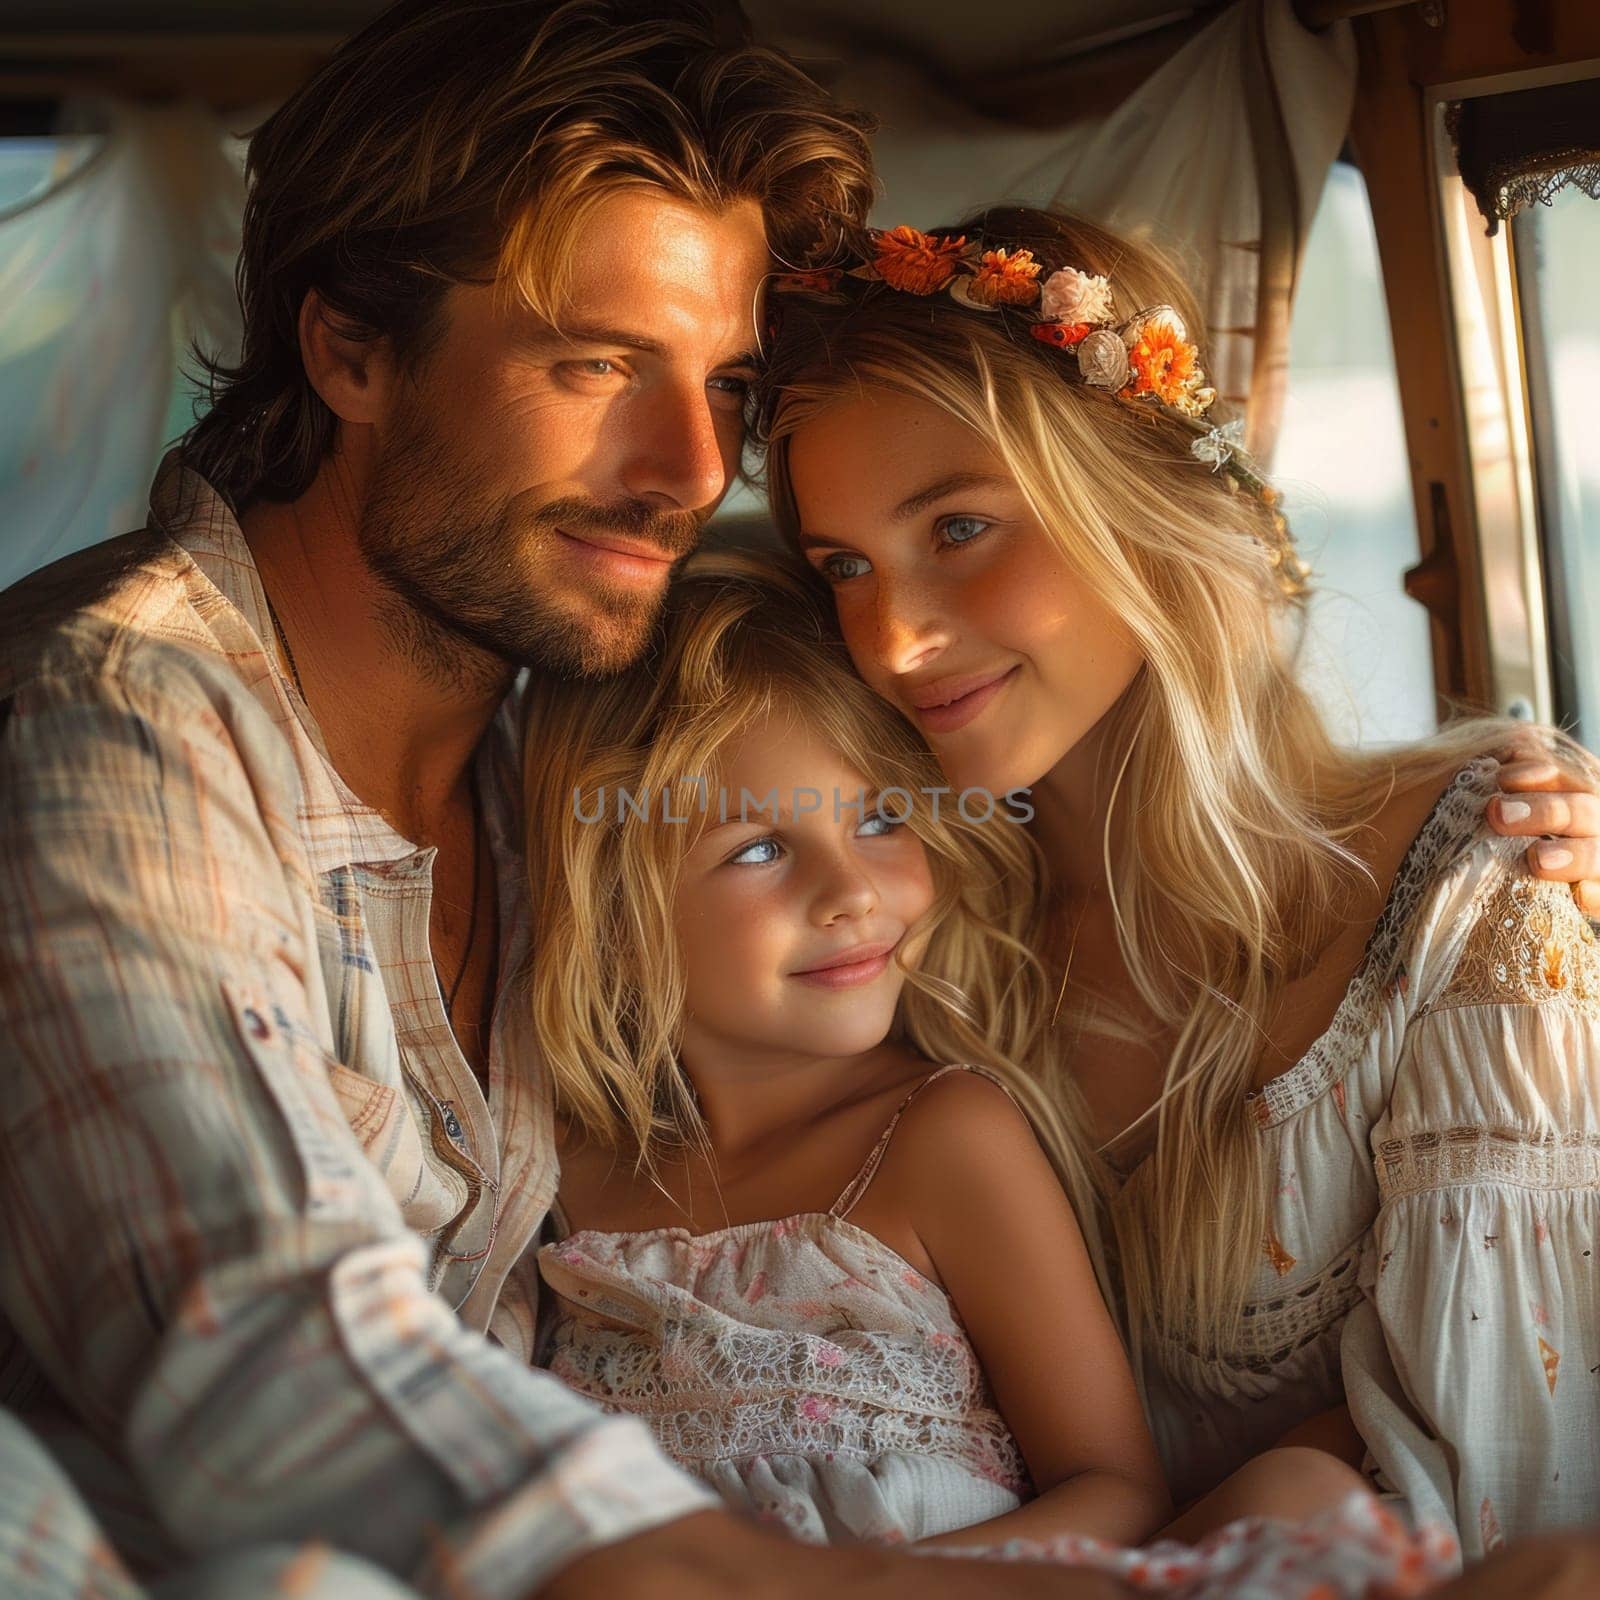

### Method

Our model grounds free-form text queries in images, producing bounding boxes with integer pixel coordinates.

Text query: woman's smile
[786,388,1145,796]
[905,665,1021,735]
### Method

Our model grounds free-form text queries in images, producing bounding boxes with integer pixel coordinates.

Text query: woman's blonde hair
[756,205,1539,1355]
[183,0,874,511]
[523,549,1108,1249]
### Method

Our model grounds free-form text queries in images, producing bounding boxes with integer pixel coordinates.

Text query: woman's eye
[708,374,752,399]
[728,836,781,866]
[938,514,991,547]
[818,552,871,582]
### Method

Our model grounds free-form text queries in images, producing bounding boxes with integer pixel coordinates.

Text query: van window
[1513,185,1600,746]
[1277,160,1436,747]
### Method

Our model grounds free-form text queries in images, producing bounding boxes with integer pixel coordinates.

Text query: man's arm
[0,655,715,1599]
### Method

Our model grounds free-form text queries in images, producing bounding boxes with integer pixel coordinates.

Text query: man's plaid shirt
[0,454,715,1597]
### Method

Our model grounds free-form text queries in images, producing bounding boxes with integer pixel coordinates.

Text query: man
[1,3,1595,1598]
[0,5,1117,1595]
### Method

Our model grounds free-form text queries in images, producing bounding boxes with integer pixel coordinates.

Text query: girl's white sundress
[538,1068,1457,1597]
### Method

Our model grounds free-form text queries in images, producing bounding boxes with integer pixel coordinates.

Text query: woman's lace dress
[539,1070,1456,1596]
[1134,759,1600,1555]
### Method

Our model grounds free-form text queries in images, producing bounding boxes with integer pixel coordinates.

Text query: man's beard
[357,402,704,684]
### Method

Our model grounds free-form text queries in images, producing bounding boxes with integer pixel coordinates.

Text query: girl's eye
[818,552,872,583]
[938,514,991,547]
[727,836,782,866]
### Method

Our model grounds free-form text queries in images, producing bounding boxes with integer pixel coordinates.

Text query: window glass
[1513,185,1600,745]
[0,134,102,218]
[1275,160,1437,746]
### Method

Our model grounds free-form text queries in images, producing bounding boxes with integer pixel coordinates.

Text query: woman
[750,206,1600,1556]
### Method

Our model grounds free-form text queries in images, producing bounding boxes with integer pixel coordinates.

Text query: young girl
[522,554,1454,1594]
[752,207,1600,1557]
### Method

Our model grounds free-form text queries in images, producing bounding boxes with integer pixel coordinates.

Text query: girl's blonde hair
[523,549,1108,1251]
[756,205,1541,1355]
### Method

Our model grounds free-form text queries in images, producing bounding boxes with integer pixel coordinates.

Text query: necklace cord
[445,771,484,1026]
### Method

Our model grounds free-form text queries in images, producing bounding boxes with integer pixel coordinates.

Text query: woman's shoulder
[1369,756,1600,1011]
[1353,757,1504,979]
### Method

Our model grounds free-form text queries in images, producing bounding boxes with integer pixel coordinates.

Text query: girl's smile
[789,933,904,988]
[674,712,935,1068]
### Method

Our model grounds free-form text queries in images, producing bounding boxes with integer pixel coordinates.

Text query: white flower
[1076,328,1130,390]
[1039,267,1115,325]
[1190,417,1247,471]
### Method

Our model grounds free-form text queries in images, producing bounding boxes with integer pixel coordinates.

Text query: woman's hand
[1488,731,1600,917]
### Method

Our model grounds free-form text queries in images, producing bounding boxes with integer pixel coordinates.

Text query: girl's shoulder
[846,1064,1054,1218]
[870,1063,1034,1154]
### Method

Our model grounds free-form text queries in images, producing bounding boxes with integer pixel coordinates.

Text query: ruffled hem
[921,1490,1460,1598]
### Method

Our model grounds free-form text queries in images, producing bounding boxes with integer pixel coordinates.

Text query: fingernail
[1538,844,1573,870]
[1499,800,1532,823]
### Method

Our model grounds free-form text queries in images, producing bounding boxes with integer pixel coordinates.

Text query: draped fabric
[0,2,1357,586]
[0,102,249,592]
[804,0,1355,461]
[1446,76,1600,237]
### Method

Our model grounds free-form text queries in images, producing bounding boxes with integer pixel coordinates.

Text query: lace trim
[1248,759,1501,1129]
[545,1319,1029,1491]
[1430,870,1600,1011]
[1151,1239,1364,1377]
[1486,162,1600,227]
[1376,1126,1600,1202]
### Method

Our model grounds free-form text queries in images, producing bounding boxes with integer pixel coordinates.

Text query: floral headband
[770,225,1310,602]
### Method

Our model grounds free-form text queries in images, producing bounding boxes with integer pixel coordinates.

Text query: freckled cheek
[826,592,873,667]
[961,555,1079,657]
[879,850,937,926]
[682,880,801,990]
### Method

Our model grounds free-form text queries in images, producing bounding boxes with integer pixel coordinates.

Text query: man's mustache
[533,496,704,560]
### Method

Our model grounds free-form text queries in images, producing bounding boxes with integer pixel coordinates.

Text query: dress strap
[828,1063,1014,1220]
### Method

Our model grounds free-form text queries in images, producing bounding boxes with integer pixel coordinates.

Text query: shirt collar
[146,449,523,877]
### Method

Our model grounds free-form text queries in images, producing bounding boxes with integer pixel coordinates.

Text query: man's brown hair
[183,0,875,511]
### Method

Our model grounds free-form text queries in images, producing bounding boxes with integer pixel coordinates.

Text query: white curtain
[821,0,1356,459]
[0,101,248,592]
[0,1,1352,585]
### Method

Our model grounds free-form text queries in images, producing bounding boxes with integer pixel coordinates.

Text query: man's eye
[818,553,871,582]
[938,515,991,547]
[563,359,621,379]
[728,836,781,866]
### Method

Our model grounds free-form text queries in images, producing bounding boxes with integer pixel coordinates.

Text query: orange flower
[967,247,1042,307]
[872,225,966,294]
[773,268,843,293]
[1125,316,1200,405]
[1030,321,1093,349]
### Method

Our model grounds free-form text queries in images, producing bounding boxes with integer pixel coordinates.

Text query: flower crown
[769,225,1309,601]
